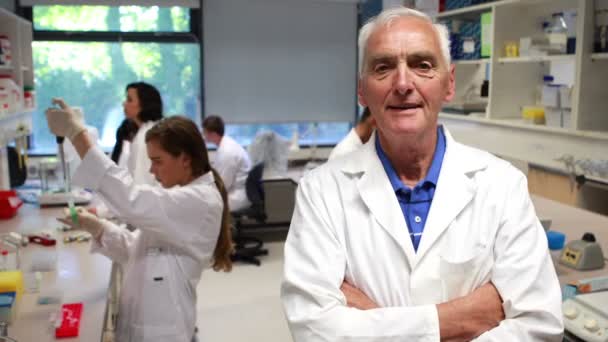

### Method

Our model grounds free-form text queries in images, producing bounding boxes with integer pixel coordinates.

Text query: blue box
[446,0,473,10]
[446,0,494,10]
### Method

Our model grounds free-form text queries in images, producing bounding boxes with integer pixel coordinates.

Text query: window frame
[18,2,204,155]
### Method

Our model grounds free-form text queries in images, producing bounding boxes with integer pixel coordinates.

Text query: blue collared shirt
[375,126,446,251]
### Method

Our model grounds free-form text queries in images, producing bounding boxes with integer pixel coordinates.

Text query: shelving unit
[453,58,489,65]
[436,0,518,20]
[591,52,608,60]
[435,0,608,211]
[0,7,34,190]
[497,55,575,63]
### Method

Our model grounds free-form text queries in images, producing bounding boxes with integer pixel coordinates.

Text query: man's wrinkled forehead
[364,17,443,65]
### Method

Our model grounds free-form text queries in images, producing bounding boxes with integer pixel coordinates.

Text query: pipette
[56,136,71,193]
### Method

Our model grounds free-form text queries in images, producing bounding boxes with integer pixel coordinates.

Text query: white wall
[0,0,15,12]
[203,0,358,124]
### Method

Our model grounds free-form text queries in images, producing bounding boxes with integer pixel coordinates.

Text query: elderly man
[281,7,563,342]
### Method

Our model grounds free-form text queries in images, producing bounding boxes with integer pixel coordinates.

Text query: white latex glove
[45,98,86,140]
[58,207,105,239]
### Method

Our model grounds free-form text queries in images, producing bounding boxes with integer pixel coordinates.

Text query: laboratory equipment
[0,321,17,342]
[545,12,568,54]
[27,234,56,247]
[570,276,608,294]
[0,191,22,219]
[37,158,91,206]
[36,101,92,206]
[547,230,565,266]
[560,233,605,271]
[563,291,608,342]
[0,271,23,328]
[56,136,69,192]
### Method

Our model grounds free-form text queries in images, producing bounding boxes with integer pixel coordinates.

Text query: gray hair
[358,7,451,76]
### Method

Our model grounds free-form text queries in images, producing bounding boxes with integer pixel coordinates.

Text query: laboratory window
[24,5,201,154]
[224,122,352,148]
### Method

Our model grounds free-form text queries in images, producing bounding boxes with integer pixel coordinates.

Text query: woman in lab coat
[110,118,137,168]
[120,82,164,185]
[94,83,162,217]
[48,104,233,342]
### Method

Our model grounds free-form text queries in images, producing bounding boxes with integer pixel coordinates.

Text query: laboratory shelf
[439,112,608,140]
[0,65,12,72]
[453,59,489,65]
[591,53,608,61]
[436,0,517,20]
[0,111,32,125]
[498,55,575,64]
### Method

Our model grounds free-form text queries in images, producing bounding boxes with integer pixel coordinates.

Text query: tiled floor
[196,241,292,342]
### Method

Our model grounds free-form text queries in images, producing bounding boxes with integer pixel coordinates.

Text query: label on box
[463,40,475,53]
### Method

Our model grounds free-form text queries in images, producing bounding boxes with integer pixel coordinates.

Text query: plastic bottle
[536,75,554,106]
[546,230,566,267]
[23,85,35,109]
[545,12,568,54]
[0,75,21,113]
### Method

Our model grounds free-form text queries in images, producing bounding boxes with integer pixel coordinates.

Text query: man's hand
[438,282,505,341]
[340,281,379,310]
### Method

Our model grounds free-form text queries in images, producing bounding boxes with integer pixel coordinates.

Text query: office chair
[230,163,269,266]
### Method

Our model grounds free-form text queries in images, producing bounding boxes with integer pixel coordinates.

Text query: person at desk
[202,115,251,211]
[281,7,563,341]
[46,102,233,342]
[328,107,375,160]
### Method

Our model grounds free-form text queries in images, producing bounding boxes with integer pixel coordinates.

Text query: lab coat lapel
[345,137,417,269]
[414,129,483,264]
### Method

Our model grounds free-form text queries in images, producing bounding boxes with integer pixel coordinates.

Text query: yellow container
[0,271,24,302]
[521,106,545,124]
[504,41,519,58]
[0,271,24,323]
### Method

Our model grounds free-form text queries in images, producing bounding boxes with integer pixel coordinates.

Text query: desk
[1,204,112,341]
[532,195,608,286]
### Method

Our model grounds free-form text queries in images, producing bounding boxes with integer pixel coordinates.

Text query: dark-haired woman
[47,99,232,342]
[121,81,163,185]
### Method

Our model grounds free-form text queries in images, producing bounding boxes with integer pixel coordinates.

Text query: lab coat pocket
[138,249,178,336]
[439,243,492,301]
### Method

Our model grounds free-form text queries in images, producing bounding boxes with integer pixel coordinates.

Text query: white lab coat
[212,135,251,211]
[73,147,223,342]
[127,121,158,187]
[281,128,563,341]
[328,128,363,161]
[94,121,157,218]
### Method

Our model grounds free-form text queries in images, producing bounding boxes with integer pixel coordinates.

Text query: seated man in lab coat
[328,107,375,160]
[281,7,563,342]
[203,115,252,211]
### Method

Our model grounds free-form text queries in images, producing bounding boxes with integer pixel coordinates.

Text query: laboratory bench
[0,191,605,342]
[1,204,113,342]
[532,195,608,286]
